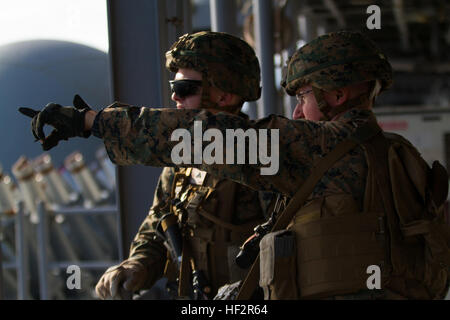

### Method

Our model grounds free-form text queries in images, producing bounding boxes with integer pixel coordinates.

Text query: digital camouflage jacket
[92,103,371,207]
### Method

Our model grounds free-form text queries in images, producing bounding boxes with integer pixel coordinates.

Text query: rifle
[190,258,211,300]
[156,213,183,267]
[235,194,286,269]
[156,208,212,300]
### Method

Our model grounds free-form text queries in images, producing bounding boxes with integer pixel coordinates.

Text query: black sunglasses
[169,79,202,99]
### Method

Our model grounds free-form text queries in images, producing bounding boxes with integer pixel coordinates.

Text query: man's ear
[333,88,349,106]
[216,92,236,107]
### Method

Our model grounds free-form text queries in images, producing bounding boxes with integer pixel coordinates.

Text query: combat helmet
[281,30,393,120]
[166,31,261,110]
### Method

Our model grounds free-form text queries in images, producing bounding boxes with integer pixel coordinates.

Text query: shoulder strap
[236,121,381,300]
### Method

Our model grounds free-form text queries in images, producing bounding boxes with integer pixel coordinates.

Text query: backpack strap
[363,131,450,298]
[236,121,381,300]
[361,132,395,276]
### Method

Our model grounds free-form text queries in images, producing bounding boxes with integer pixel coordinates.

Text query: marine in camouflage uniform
[87,31,395,299]
[94,32,272,299]
[20,31,448,299]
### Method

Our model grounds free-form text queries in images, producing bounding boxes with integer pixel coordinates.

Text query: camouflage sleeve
[127,167,175,289]
[95,103,362,197]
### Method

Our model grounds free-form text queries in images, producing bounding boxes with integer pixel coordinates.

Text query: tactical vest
[254,122,450,300]
[285,134,449,299]
[286,194,386,298]
[165,167,264,297]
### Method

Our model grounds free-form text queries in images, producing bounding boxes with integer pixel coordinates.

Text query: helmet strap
[200,74,242,114]
[312,86,332,121]
[200,77,218,110]
[368,79,382,102]
[312,86,370,120]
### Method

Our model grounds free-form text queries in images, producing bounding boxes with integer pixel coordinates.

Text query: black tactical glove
[19,94,92,151]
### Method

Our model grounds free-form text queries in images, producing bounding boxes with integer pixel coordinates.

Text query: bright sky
[0,0,109,52]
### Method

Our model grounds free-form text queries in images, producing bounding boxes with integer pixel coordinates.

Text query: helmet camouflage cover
[166,31,261,101]
[281,30,393,96]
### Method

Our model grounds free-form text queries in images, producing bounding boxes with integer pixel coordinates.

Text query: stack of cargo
[0,147,120,300]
